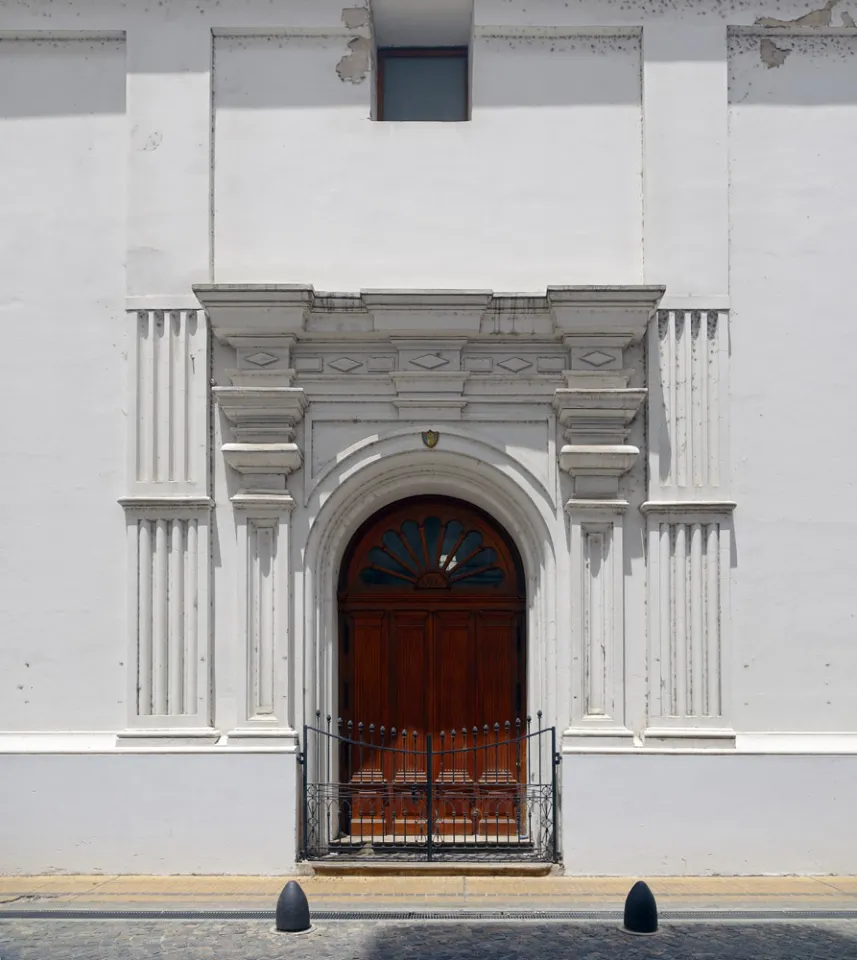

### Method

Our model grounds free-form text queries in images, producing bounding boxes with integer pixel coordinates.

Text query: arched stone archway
[294,437,563,741]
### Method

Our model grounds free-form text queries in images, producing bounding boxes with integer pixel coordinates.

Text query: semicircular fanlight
[359,516,504,588]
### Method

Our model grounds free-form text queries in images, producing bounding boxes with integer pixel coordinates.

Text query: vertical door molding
[564,500,634,746]
[228,500,296,745]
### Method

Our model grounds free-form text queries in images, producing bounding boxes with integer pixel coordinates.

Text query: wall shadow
[2,919,856,959]
[365,920,857,960]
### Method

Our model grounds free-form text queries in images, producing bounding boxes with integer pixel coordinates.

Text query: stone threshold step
[306,862,556,877]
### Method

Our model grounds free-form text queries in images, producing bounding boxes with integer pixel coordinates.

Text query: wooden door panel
[347,611,386,730]
[475,611,518,784]
[431,610,475,785]
[390,610,429,776]
[431,610,474,736]
[474,611,517,728]
[339,497,527,841]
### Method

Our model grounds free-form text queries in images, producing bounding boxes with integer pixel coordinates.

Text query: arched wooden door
[338,496,526,771]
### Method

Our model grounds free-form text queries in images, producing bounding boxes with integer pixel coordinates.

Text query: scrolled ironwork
[301,717,558,863]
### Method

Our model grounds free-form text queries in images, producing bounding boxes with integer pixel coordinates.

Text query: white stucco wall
[562,753,857,875]
[0,38,127,732]
[213,31,642,289]
[1,0,856,875]
[0,752,298,874]
[729,32,857,734]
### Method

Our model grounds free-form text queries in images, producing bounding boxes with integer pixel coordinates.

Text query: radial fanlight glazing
[359,516,504,588]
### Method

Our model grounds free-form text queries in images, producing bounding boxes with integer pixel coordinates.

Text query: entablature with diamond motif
[194,284,664,412]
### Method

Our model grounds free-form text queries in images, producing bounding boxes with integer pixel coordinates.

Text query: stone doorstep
[309,862,554,877]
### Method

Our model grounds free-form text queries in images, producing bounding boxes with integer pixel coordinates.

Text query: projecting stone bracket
[553,387,647,498]
[214,385,308,501]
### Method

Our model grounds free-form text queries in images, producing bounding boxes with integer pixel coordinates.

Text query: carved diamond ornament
[245,352,279,367]
[410,354,448,370]
[497,357,532,373]
[580,350,614,368]
[328,357,362,373]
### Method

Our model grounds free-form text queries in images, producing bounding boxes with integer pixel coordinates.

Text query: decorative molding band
[128,308,208,496]
[657,294,730,311]
[230,492,296,512]
[125,514,211,728]
[0,733,302,755]
[644,728,736,749]
[119,496,213,517]
[736,733,857,754]
[641,500,736,517]
[646,514,733,732]
[474,26,643,40]
[194,283,664,341]
[566,499,630,516]
[114,729,221,746]
[648,309,729,499]
[126,294,202,311]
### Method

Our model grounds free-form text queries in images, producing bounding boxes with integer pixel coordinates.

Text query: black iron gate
[300,712,559,862]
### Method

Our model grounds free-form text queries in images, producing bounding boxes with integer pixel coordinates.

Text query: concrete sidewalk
[2,874,857,913]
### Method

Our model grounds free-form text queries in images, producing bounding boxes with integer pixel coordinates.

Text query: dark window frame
[376,46,470,122]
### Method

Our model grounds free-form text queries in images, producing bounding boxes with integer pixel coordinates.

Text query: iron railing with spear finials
[300,711,559,862]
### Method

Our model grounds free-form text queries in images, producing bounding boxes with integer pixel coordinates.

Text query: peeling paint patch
[142,131,162,151]
[842,11,857,25]
[760,38,792,67]
[342,5,369,30]
[756,0,840,28]
[336,35,371,83]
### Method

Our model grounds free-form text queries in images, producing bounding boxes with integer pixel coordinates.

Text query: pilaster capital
[214,385,308,497]
[554,388,646,497]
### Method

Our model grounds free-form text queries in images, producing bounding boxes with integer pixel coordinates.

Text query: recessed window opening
[377,46,469,122]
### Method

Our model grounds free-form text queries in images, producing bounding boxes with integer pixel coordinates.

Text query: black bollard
[275,879,311,933]
[623,880,658,935]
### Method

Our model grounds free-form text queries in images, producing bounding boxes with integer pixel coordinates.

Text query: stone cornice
[194,284,666,342]
[564,498,630,515]
[213,386,309,429]
[119,496,214,517]
[641,500,737,515]
[230,491,296,514]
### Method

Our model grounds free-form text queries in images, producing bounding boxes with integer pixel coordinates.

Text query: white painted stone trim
[226,505,297,743]
[294,436,564,742]
[126,294,203,311]
[564,500,634,745]
[195,283,665,341]
[646,309,731,502]
[0,733,298,754]
[4,732,855,756]
[120,502,213,737]
[644,509,735,745]
[126,308,209,498]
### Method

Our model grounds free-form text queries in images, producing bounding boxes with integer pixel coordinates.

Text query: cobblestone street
[2,920,857,960]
